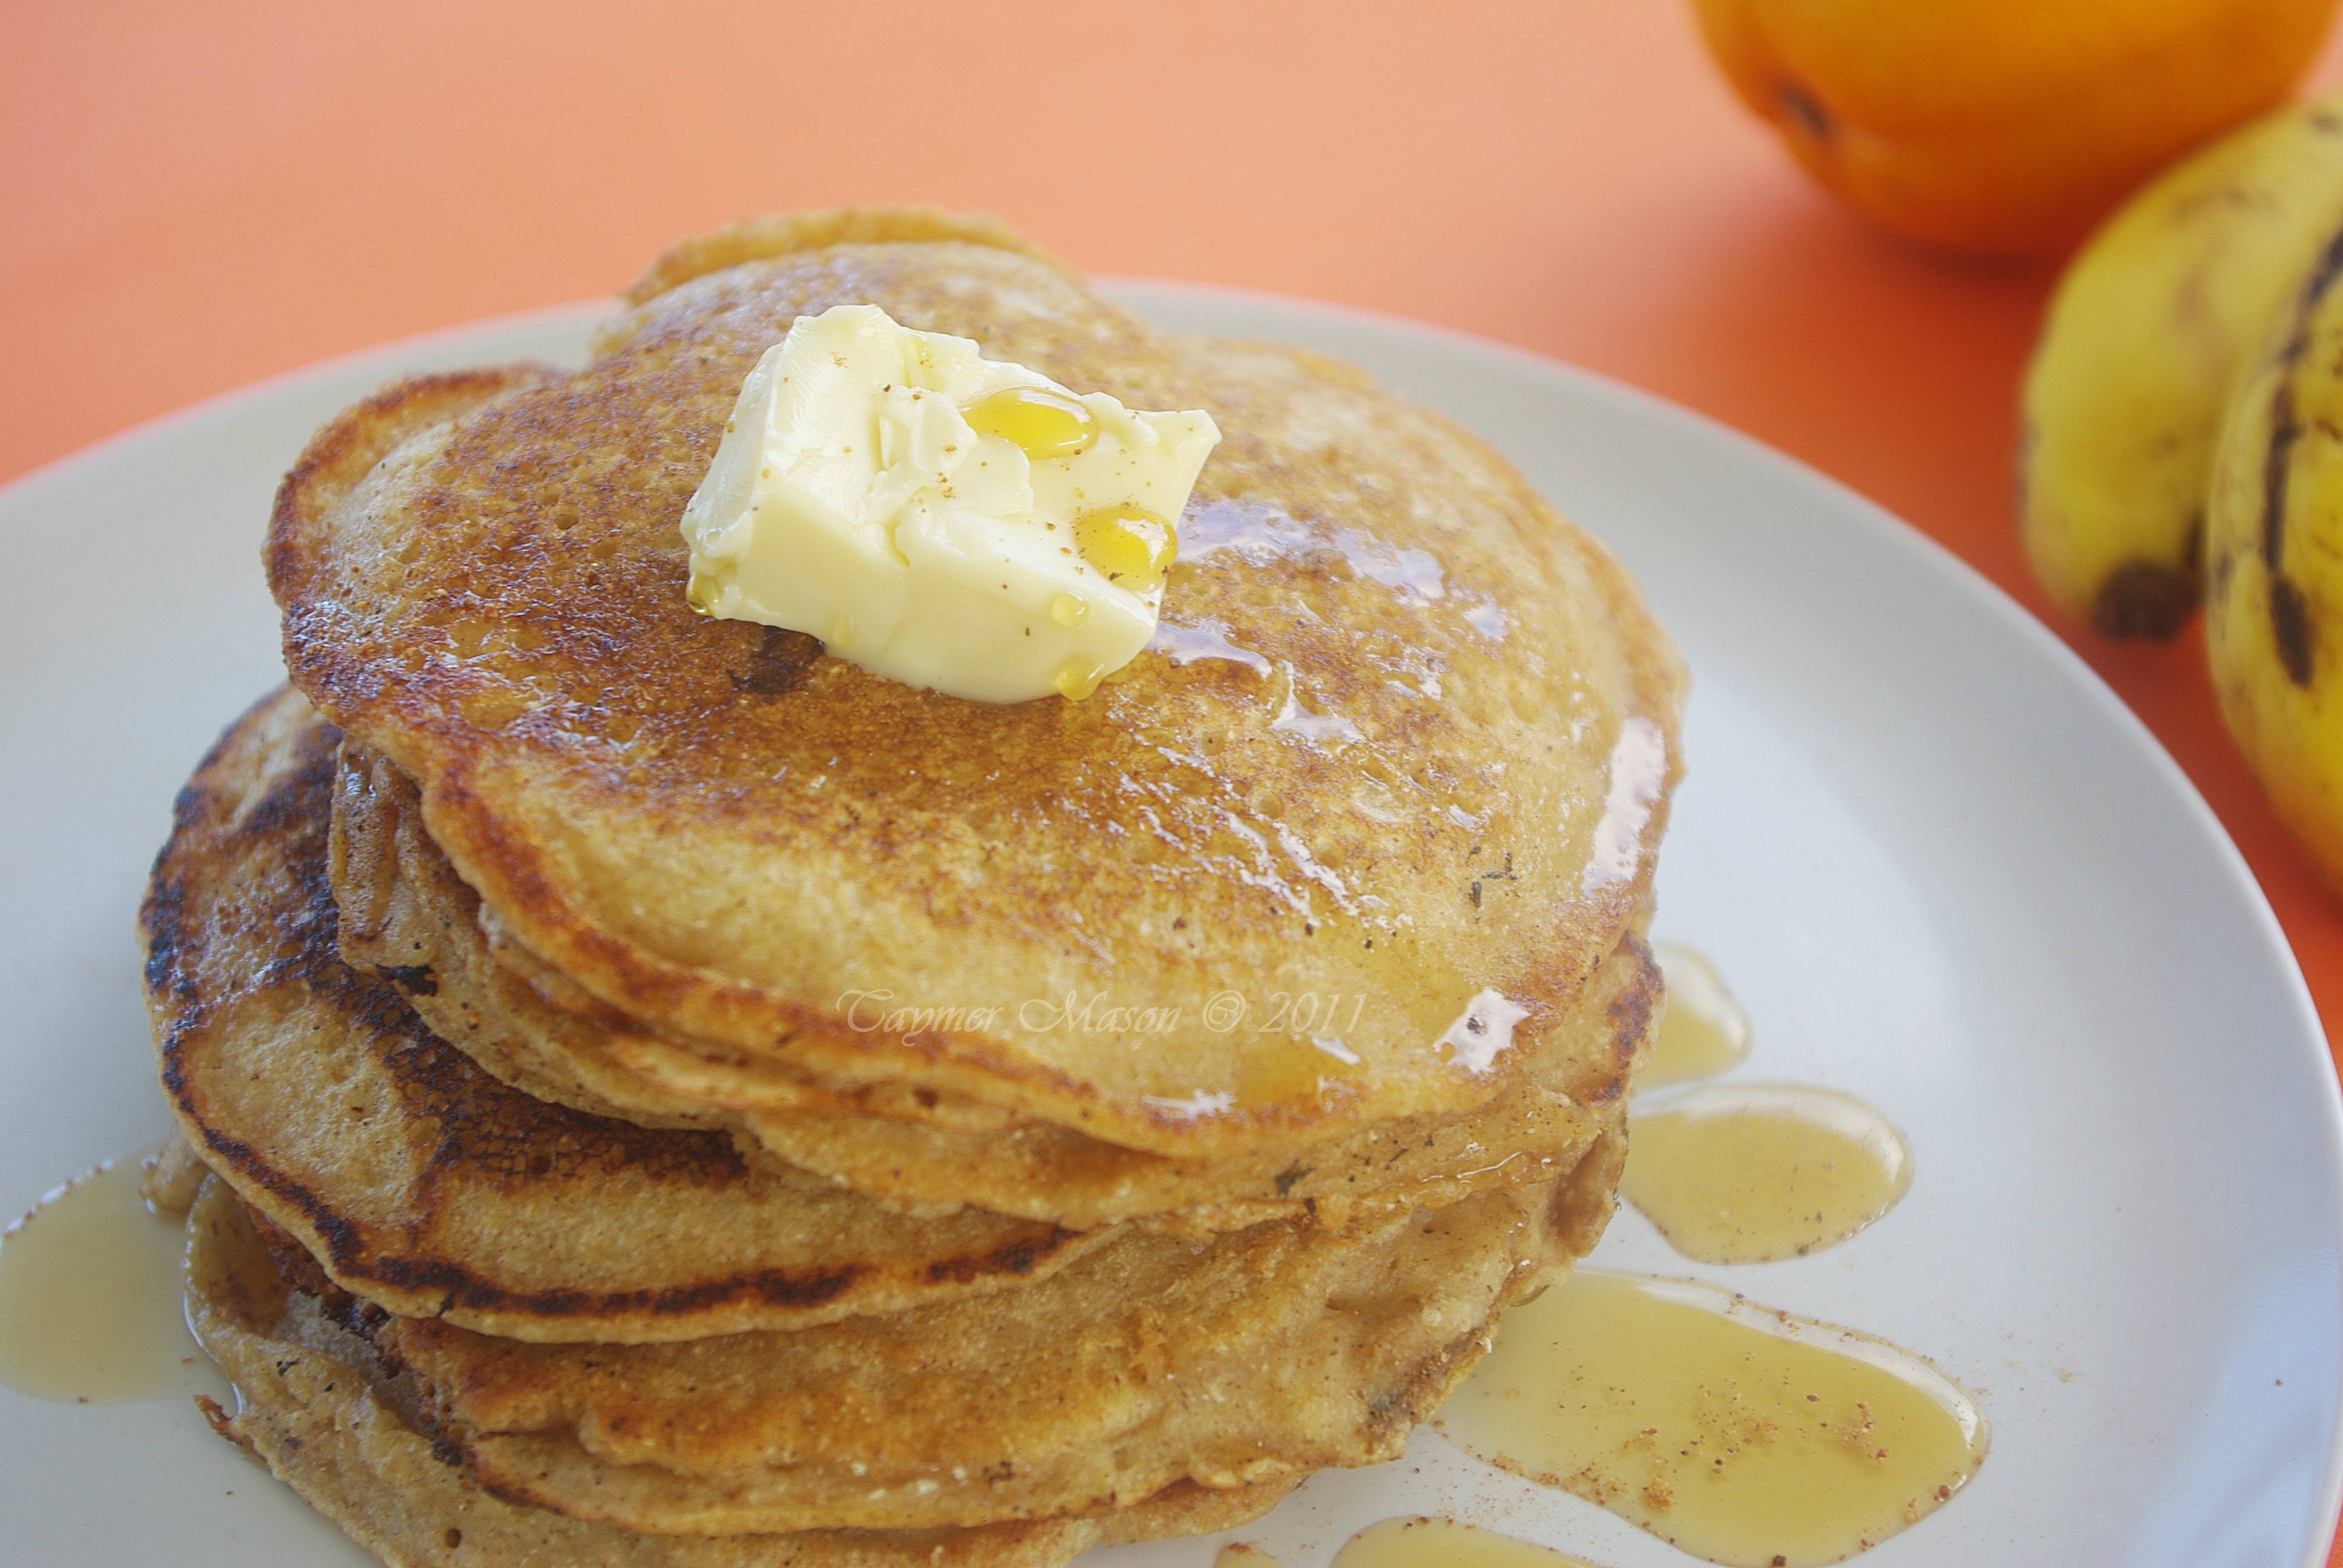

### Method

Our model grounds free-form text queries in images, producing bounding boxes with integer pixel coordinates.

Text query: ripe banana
[2207,223,2343,897]
[2021,90,2343,638]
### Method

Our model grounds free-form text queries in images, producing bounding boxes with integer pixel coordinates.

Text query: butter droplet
[1053,658,1106,701]
[1074,505,1177,592]
[963,385,1098,460]
[1049,592,1091,629]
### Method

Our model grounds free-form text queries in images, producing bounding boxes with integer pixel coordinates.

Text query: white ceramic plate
[1,286,2338,1568]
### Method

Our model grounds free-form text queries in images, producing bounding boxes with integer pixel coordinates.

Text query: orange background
[5,1,2342,1555]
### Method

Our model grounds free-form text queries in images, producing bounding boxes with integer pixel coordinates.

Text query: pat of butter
[679,304,1221,702]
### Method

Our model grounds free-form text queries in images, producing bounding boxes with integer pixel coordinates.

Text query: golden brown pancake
[203,1137,1617,1537]
[267,207,1686,1163]
[725,949,1647,1231]
[329,735,1025,1137]
[335,731,1654,1230]
[145,689,1119,1343]
[186,1177,1294,1567]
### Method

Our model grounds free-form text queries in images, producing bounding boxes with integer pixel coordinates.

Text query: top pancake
[267,207,1685,1160]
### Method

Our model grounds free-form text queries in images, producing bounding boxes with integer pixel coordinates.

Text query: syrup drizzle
[1443,1270,1984,1567]
[1149,618,1273,675]
[1642,943,1752,1086]
[1176,497,1507,638]
[1623,1085,1912,1264]
[0,1152,206,1405]
[1332,1517,1607,1567]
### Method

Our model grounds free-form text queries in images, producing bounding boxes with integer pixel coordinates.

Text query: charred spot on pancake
[731,624,824,698]
[1603,935,1660,1089]
[378,963,438,996]
[249,1204,400,1350]
[382,1024,746,1189]
[919,1230,1073,1285]
[240,733,339,837]
[139,872,192,1003]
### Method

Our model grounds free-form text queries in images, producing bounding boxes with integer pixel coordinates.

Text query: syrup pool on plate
[1331,1516,1607,1566]
[1622,1084,1912,1264]
[1439,1270,1985,1568]
[1643,943,1751,1086]
[0,1154,206,1405]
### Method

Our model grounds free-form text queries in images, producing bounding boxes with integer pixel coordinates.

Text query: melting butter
[1332,1517,1607,1567]
[1438,989,1532,1074]
[1441,1270,1985,1568]
[1624,1085,1912,1264]
[0,1158,206,1405]
[1214,1546,1282,1567]
[1643,943,1751,1086]
[1580,717,1666,894]
[678,304,1218,704]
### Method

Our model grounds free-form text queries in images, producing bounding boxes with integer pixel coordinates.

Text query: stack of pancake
[142,210,1684,1567]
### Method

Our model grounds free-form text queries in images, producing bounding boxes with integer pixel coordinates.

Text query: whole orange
[1693,0,2341,258]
